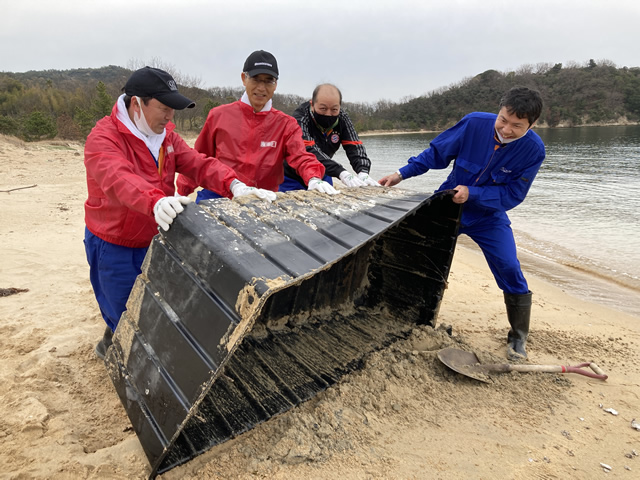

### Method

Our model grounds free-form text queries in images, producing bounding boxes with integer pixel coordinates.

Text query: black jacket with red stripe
[284,102,371,183]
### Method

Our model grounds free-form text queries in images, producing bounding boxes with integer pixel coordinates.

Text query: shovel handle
[569,362,608,380]
[507,363,608,380]
[587,362,607,378]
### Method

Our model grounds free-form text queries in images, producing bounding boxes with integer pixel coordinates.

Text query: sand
[1,134,639,480]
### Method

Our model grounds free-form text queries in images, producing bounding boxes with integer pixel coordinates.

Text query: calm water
[334,125,640,316]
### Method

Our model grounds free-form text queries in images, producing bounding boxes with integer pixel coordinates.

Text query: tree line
[344,59,640,132]
[1,59,639,142]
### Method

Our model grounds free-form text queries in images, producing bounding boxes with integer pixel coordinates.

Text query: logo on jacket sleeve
[261,141,277,148]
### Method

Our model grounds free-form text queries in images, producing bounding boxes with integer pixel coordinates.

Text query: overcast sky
[2,0,639,104]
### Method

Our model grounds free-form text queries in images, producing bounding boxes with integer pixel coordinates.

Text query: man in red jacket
[176,50,338,201]
[84,66,275,359]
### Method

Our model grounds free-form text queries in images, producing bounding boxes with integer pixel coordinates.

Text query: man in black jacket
[279,83,379,191]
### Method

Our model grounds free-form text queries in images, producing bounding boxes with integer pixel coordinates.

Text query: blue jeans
[84,227,148,331]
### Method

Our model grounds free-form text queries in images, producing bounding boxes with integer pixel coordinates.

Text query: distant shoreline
[359,121,640,137]
[359,129,438,137]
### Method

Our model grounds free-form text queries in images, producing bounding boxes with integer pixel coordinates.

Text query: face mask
[133,96,159,137]
[312,110,339,130]
[496,129,521,144]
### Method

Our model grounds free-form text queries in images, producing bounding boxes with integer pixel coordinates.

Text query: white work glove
[153,196,192,231]
[230,180,277,203]
[339,170,367,187]
[357,171,381,187]
[308,177,340,195]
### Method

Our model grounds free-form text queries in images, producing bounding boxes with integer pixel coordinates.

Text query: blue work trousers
[195,175,333,202]
[84,227,148,331]
[278,174,333,192]
[195,188,223,203]
[459,221,529,295]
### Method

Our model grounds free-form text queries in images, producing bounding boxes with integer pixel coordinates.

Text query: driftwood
[0,184,37,193]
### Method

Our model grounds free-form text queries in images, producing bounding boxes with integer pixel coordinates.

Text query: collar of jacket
[241,91,272,113]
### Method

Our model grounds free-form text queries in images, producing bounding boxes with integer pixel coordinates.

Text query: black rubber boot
[95,326,113,360]
[504,291,532,361]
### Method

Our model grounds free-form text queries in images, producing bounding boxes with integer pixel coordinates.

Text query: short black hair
[123,94,152,109]
[499,87,543,126]
[312,84,342,105]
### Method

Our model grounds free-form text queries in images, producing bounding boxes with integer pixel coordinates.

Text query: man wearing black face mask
[279,84,379,191]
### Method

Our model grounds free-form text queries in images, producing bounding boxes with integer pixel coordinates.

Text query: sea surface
[334,125,640,317]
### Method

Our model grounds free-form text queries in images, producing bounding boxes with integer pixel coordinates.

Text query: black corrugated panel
[104,188,461,478]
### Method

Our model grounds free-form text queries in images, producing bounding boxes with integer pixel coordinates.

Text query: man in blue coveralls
[379,86,545,361]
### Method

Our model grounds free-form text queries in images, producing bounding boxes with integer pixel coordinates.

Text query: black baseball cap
[243,50,279,79]
[124,66,196,109]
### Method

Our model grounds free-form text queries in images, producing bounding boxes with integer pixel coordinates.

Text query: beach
[1,134,639,479]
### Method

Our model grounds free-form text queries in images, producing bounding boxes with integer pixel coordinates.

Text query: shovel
[437,348,608,383]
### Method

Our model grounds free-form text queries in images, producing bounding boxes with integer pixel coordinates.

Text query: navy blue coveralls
[398,112,546,295]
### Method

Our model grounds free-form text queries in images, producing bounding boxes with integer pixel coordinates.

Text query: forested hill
[0,65,306,141]
[1,59,639,141]
[344,60,640,132]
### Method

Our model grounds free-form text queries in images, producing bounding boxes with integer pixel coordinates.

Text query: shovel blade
[437,348,496,383]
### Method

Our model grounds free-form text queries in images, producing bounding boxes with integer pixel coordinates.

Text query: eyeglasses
[245,73,277,86]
